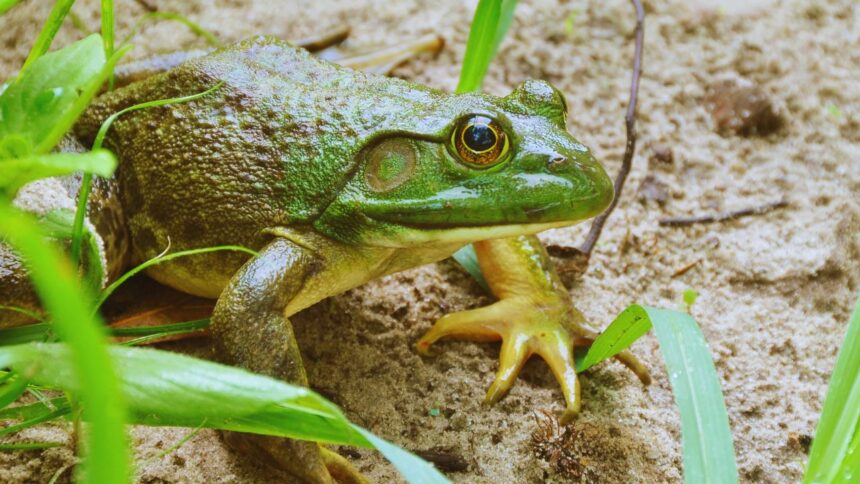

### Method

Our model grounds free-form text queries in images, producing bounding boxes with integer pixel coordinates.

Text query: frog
[1,30,650,483]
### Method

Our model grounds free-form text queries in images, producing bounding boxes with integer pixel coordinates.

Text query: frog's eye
[450,115,510,168]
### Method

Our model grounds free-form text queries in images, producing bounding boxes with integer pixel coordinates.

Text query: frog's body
[2,35,648,483]
[74,36,609,304]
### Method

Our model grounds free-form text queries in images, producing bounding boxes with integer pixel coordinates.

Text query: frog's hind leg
[320,33,444,75]
[211,238,368,484]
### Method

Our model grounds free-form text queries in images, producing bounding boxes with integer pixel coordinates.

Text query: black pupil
[463,123,496,152]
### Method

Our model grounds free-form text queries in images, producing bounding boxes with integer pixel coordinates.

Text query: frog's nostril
[547,155,569,171]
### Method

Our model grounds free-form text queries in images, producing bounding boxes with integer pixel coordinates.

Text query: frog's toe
[418,297,584,421]
[419,296,652,424]
[416,300,513,355]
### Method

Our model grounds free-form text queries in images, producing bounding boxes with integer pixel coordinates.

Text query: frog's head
[314,80,613,248]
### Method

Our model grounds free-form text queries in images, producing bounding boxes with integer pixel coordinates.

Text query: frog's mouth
[356,185,610,246]
[366,173,607,219]
[369,219,577,246]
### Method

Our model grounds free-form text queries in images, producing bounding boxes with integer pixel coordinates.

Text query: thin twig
[659,199,788,227]
[578,0,644,256]
[671,259,701,277]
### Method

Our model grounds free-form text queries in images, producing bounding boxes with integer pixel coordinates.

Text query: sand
[1,0,858,482]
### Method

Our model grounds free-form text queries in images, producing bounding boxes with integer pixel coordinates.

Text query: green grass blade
[355,425,449,484]
[101,0,115,89]
[0,0,22,16]
[96,244,256,310]
[110,319,210,337]
[456,0,501,93]
[0,343,450,483]
[0,408,70,437]
[0,206,129,483]
[0,305,42,323]
[648,307,738,484]
[578,305,738,483]
[0,151,116,198]
[33,43,131,155]
[0,397,69,421]
[492,0,518,57]
[15,0,75,81]
[70,81,223,264]
[100,0,114,60]
[120,11,223,49]
[451,245,488,291]
[0,323,52,345]
[577,305,652,372]
[1,34,104,156]
[0,375,28,409]
[0,441,64,451]
[805,294,860,483]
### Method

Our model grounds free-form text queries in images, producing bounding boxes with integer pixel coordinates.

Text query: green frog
[1,31,649,483]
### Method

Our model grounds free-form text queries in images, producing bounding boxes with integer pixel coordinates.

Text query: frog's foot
[417,297,650,424]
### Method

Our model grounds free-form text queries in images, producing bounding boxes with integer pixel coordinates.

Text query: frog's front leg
[211,237,367,484]
[417,235,651,423]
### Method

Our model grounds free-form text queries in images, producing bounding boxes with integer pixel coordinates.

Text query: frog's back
[74,36,439,296]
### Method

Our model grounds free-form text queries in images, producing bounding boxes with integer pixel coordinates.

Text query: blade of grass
[95,244,256,310]
[456,0,501,93]
[0,441,64,451]
[0,206,129,483]
[119,329,205,346]
[450,244,488,291]
[577,305,652,372]
[15,0,75,82]
[0,397,69,421]
[355,425,450,483]
[0,374,29,409]
[120,12,222,49]
[491,0,518,57]
[0,151,116,198]
[0,306,42,322]
[804,294,860,483]
[0,0,22,16]
[0,323,51,345]
[101,0,114,89]
[33,43,133,155]
[0,318,210,347]
[0,407,70,437]
[0,343,450,483]
[649,307,738,484]
[577,305,738,483]
[143,422,204,463]
[110,319,210,337]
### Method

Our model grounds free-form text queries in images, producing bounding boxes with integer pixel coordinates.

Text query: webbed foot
[417,236,650,424]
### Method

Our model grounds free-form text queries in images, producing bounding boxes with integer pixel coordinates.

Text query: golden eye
[450,115,510,168]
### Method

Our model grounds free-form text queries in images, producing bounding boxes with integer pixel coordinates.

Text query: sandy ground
[1,0,859,482]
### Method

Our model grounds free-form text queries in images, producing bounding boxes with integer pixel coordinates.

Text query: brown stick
[578,0,645,256]
[658,199,788,227]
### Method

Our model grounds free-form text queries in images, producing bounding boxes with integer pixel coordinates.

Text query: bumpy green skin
[74,36,612,298]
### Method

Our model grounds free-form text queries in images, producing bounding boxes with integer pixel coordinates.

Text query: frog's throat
[362,220,576,248]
